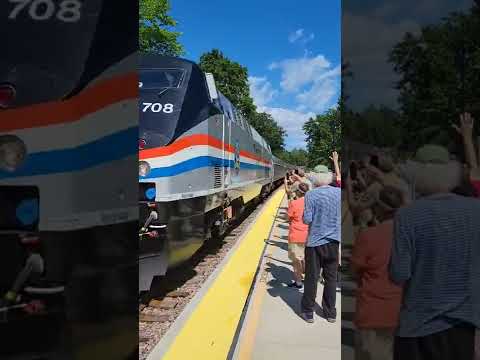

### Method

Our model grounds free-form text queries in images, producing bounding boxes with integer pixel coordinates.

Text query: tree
[278,148,309,166]
[303,108,341,168]
[199,49,256,119]
[389,4,480,150]
[139,0,184,56]
[249,112,286,155]
[199,50,287,153]
[344,105,404,148]
[198,50,288,154]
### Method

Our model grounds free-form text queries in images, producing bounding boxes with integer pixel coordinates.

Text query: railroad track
[139,195,270,360]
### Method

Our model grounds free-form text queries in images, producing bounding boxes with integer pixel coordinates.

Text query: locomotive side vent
[213,165,222,188]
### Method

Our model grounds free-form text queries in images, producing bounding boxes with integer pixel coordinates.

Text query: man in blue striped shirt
[301,164,341,323]
[390,145,480,360]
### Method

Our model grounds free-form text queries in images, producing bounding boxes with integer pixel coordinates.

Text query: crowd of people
[283,151,341,324]
[346,113,480,360]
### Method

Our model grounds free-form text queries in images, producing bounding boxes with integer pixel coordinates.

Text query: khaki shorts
[288,243,305,262]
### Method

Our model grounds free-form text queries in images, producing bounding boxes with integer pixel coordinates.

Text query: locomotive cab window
[140,69,185,89]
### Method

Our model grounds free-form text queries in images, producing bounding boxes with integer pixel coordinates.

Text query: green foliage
[139,0,184,56]
[343,105,404,148]
[199,50,287,153]
[389,5,480,149]
[199,49,257,119]
[277,148,309,166]
[303,108,341,168]
[249,112,286,155]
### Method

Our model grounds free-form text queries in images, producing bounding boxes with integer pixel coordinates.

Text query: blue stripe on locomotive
[0,127,138,180]
[140,156,269,179]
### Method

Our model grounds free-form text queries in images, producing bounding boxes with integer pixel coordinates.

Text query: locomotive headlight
[139,161,151,177]
[0,135,27,172]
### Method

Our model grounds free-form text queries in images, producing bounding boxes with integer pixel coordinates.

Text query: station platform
[147,189,340,360]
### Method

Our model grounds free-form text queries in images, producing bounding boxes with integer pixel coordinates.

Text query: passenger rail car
[139,56,293,291]
[1,1,137,358]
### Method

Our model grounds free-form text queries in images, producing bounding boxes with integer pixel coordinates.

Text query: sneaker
[301,312,314,323]
[326,317,336,323]
[287,281,303,289]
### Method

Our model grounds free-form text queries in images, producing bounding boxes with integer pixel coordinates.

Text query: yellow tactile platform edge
[160,189,285,360]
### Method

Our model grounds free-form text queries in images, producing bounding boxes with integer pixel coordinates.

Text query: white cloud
[268,55,340,112]
[269,55,332,92]
[248,76,278,108]
[288,28,315,44]
[289,29,304,43]
[249,77,314,148]
[250,55,340,149]
[258,105,315,149]
[296,76,339,113]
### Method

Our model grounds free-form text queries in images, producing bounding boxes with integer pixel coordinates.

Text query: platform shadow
[264,255,291,266]
[265,262,301,317]
[275,213,289,222]
[265,239,288,251]
[265,262,321,321]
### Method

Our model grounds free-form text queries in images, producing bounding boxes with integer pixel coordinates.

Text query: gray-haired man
[301,165,341,323]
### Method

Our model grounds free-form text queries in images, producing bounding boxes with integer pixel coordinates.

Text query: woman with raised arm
[286,182,310,288]
[453,112,480,197]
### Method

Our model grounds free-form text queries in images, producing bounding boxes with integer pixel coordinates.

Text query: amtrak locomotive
[1,1,137,358]
[139,55,293,291]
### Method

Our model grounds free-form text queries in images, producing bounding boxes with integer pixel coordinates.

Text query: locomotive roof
[139,55,295,169]
[140,55,197,71]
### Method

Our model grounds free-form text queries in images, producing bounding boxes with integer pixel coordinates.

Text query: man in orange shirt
[287,182,310,288]
[351,185,408,360]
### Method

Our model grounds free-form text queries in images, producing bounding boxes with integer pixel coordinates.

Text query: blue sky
[171,0,341,149]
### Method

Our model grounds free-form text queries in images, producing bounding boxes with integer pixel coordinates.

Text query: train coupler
[139,210,159,234]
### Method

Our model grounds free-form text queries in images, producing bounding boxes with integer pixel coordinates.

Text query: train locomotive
[139,55,293,291]
[1,1,137,358]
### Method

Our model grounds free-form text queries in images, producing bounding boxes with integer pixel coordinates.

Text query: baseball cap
[414,145,449,164]
[312,164,330,173]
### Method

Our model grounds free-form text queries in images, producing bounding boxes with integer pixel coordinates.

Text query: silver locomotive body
[1,1,138,358]
[139,56,291,291]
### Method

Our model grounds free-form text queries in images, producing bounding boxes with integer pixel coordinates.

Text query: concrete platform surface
[147,190,285,360]
[233,196,341,360]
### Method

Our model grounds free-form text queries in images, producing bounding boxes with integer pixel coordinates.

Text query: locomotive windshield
[140,69,185,89]
[139,56,216,149]
[0,0,103,107]
[139,66,188,148]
